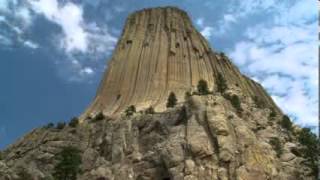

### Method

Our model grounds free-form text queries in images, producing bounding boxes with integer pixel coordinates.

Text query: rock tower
[1,7,317,180]
[83,7,278,117]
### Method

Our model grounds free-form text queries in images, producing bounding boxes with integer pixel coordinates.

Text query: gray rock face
[0,94,314,180]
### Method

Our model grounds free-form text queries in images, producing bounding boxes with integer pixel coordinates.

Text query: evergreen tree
[44,122,54,129]
[225,94,242,113]
[269,137,283,158]
[253,96,265,108]
[280,115,293,131]
[216,73,227,93]
[125,105,136,116]
[52,146,82,180]
[145,106,155,114]
[298,128,320,176]
[93,112,105,121]
[56,122,66,130]
[69,117,79,128]
[197,79,209,95]
[176,105,188,125]
[184,91,191,100]
[269,108,277,120]
[166,92,177,108]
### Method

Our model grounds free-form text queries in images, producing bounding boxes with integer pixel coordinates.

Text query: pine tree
[52,146,82,180]
[298,128,320,176]
[225,94,242,113]
[44,122,54,129]
[197,79,209,95]
[269,137,283,158]
[269,108,277,120]
[216,73,227,93]
[184,91,191,100]
[125,105,136,116]
[280,115,293,131]
[145,106,155,114]
[93,112,105,121]
[166,92,177,108]
[69,117,79,128]
[56,122,66,130]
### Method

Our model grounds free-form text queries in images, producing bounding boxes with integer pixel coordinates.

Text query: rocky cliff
[0,7,318,180]
[82,7,278,117]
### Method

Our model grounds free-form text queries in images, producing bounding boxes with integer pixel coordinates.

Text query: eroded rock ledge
[0,92,313,180]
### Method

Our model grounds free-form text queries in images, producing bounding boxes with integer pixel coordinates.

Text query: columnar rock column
[83,7,278,117]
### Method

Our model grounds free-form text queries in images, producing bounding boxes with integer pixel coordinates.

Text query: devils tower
[83,7,277,117]
[0,7,318,180]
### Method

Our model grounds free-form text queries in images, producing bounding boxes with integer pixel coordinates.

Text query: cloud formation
[27,0,117,81]
[196,18,214,39]
[228,0,318,128]
[0,0,117,82]
[30,0,88,52]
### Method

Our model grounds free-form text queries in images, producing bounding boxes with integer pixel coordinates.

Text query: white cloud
[0,34,12,46]
[0,0,9,12]
[0,15,5,22]
[261,75,293,95]
[228,0,318,128]
[275,0,317,25]
[28,0,117,56]
[80,67,94,75]
[223,14,236,23]
[16,7,33,26]
[210,0,279,36]
[196,18,204,27]
[272,82,318,127]
[200,26,214,39]
[0,0,117,81]
[24,40,38,49]
[29,0,88,52]
[196,18,214,39]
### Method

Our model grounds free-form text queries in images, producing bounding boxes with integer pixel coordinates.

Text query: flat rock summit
[0,7,318,180]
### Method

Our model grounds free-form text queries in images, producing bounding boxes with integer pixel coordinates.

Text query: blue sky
[0,0,318,149]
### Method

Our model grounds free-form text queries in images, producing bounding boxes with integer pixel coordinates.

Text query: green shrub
[56,122,66,130]
[197,79,209,95]
[253,96,265,108]
[220,52,225,57]
[44,122,54,129]
[216,73,227,93]
[225,94,242,113]
[52,146,82,180]
[280,115,293,131]
[145,106,155,114]
[116,94,121,100]
[184,91,191,100]
[125,105,136,116]
[69,117,79,128]
[269,108,277,120]
[175,105,188,125]
[298,128,320,176]
[166,92,177,108]
[93,112,105,121]
[269,137,283,158]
